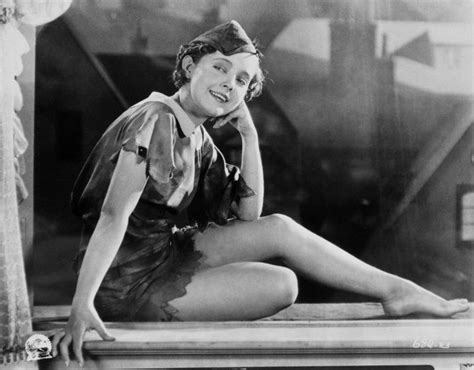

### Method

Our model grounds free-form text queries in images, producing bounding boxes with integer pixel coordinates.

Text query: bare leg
[173,215,468,317]
[171,262,298,320]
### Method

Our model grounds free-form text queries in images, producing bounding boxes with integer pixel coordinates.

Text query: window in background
[457,184,474,248]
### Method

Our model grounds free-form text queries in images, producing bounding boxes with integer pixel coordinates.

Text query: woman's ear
[181,55,195,79]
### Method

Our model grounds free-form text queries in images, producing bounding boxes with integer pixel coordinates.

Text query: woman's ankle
[378,275,414,302]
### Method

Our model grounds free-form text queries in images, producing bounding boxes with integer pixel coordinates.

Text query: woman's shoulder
[127,99,176,122]
[100,99,174,141]
[129,92,185,120]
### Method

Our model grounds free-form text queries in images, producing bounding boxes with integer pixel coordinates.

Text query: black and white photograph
[1,0,473,369]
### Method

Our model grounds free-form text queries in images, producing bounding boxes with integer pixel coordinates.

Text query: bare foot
[381,279,470,317]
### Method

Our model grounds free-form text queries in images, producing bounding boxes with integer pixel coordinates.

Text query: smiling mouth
[209,90,229,103]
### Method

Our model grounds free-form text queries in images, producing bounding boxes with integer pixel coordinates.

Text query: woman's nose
[222,78,235,91]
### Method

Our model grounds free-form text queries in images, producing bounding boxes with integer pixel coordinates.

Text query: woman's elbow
[236,209,261,222]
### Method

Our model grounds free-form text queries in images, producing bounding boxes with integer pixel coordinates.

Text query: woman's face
[183,51,259,118]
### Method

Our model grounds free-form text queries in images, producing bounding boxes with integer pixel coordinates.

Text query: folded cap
[191,20,257,56]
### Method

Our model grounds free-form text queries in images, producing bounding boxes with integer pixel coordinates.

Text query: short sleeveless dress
[71,92,255,321]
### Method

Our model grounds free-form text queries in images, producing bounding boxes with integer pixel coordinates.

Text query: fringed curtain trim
[0,0,71,364]
[0,15,33,363]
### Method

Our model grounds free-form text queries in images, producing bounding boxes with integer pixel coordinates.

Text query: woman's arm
[55,149,148,367]
[72,149,147,305]
[214,103,264,220]
[235,128,264,220]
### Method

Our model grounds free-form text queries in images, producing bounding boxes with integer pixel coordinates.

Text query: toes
[434,299,470,316]
[449,299,470,312]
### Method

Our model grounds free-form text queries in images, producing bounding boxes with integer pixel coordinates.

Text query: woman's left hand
[212,102,257,137]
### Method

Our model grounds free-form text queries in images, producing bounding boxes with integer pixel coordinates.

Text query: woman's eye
[237,78,248,86]
[214,65,225,73]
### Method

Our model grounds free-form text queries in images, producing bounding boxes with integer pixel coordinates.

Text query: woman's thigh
[170,262,298,321]
[194,214,292,268]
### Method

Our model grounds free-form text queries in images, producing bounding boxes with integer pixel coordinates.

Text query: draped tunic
[71,92,254,320]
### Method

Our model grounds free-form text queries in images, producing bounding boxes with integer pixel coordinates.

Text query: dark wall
[35,18,124,234]
[34,18,124,304]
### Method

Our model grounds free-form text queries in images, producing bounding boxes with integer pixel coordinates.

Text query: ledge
[33,303,474,369]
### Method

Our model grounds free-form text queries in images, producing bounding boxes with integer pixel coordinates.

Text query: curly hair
[172,41,265,102]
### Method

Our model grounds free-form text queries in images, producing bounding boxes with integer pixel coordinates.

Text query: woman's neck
[173,90,207,128]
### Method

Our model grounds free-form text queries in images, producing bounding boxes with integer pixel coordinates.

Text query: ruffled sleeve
[188,128,256,230]
[71,100,185,224]
[109,101,177,184]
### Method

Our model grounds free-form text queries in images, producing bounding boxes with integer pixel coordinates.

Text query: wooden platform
[33,303,474,369]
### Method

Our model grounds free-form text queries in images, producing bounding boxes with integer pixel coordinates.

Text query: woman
[53,21,469,367]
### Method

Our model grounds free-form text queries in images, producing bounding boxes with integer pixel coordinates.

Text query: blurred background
[32,0,474,307]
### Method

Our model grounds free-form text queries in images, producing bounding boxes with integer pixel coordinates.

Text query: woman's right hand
[51,301,115,367]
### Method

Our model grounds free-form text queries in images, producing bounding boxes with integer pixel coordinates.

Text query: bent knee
[263,213,297,233]
[271,266,298,308]
[260,214,298,250]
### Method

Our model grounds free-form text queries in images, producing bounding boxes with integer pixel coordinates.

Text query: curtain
[0,0,71,364]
